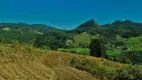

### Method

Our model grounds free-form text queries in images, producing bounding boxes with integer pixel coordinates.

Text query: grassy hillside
[0,43,98,80]
[42,52,142,80]
[41,51,124,80]
[0,42,142,80]
[0,43,56,80]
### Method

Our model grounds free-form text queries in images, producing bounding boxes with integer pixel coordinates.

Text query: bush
[114,65,142,80]
[120,50,142,64]
[70,57,142,80]
[70,58,110,79]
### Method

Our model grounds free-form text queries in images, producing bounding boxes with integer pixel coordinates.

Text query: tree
[73,32,92,47]
[65,40,77,48]
[89,38,106,58]
[114,35,125,47]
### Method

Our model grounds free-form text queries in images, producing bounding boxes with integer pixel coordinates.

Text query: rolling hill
[0,22,59,32]
[2,42,140,80]
[70,19,142,37]
[0,26,41,43]
[0,20,142,44]
[0,42,98,80]
[0,33,142,80]
[0,22,64,44]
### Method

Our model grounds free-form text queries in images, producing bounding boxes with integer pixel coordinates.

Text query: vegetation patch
[71,57,142,80]
[58,48,90,55]
[106,51,120,57]
[58,48,121,57]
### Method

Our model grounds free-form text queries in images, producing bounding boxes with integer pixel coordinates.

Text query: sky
[0,0,142,29]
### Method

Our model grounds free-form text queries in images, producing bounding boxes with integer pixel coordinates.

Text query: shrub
[121,50,142,64]
[70,58,142,80]
[114,65,142,80]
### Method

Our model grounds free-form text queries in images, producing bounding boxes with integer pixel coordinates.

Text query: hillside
[69,19,100,33]
[1,20,142,45]
[0,43,98,80]
[0,23,65,44]
[1,42,137,80]
[29,24,61,32]
[0,22,61,32]
[75,19,99,29]
[102,20,142,37]
[0,40,142,80]
[0,20,142,36]
[0,43,56,80]
[70,19,142,36]
[0,27,41,43]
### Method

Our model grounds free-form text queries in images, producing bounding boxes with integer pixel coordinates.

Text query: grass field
[106,51,120,57]
[58,48,121,57]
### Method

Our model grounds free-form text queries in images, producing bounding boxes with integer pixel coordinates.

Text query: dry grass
[0,43,125,80]
[40,51,125,80]
[0,44,98,80]
[41,51,98,80]
[41,51,124,69]
[41,51,85,67]
[0,43,56,80]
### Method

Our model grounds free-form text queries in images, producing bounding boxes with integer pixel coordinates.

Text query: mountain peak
[112,20,133,25]
[124,20,133,23]
[70,19,100,33]
[112,20,123,25]
[77,19,99,29]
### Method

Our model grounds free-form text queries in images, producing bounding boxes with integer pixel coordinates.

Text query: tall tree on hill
[89,38,106,58]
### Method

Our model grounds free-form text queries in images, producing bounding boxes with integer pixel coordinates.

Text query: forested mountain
[102,20,142,37]
[0,22,64,43]
[70,19,142,37]
[1,19,142,37]
[70,19,100,33]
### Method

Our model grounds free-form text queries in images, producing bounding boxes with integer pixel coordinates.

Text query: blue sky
[0,0,142,29]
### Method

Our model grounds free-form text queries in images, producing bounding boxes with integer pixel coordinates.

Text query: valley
[0,19,142,80]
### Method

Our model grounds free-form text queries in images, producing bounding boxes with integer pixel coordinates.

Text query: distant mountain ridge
[0,19,142,32]
[0,22,60,32]
[0,22,65,43]
[69,19,142,35]
[0,19,142,37]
